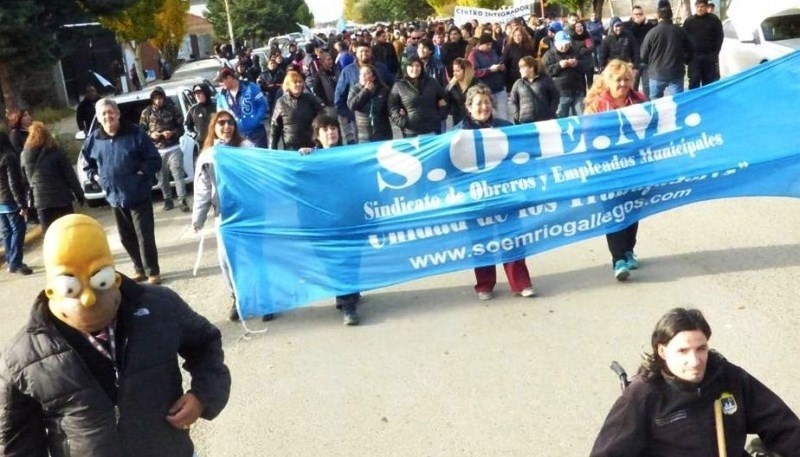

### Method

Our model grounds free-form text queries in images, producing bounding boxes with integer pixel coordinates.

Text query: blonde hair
[448,58,475,91]
[282,70,304,92]
[585,59,635,112]
[24,121,58,150]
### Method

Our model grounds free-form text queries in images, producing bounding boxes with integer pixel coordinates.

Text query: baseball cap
[554,31,571,47]
[214,67,235,83]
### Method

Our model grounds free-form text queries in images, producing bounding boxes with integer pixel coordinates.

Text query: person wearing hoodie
[598,18,639,71]
[590,307,800,457]
[139,86,189,213]
[185,82,216,147]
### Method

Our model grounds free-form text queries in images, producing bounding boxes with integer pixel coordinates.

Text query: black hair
[311,111,342,147]
[638,308,712,380]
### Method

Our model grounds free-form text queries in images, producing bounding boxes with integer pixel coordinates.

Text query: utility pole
[223,0,236,52]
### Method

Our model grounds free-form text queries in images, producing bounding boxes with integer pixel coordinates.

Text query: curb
[0,225,44,266]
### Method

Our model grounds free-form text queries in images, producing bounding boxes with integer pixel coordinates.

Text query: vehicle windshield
[118,96,182,126]
[761,13,800,41]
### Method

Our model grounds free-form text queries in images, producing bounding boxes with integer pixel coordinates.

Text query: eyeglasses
[216,119,236,126]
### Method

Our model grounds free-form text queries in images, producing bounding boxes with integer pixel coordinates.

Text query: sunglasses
[216,119,236,126]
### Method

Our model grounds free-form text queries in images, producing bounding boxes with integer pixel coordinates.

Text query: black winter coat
[388,76,447,137]
[441,40,468,77]
[640,20,694,81]
[0,277,231,457]
[21,146,84,209]
[0,144,27,208]
[599,31,639,68]
[445,79,478,126]
[509,75,559,124]
[590,352,800,457]
[269,92,324,150]
[502,44,536,92]
[542,47,587,95]
[347,83,393,142]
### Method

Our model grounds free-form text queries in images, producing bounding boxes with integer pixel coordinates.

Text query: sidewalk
[0,224,44,267]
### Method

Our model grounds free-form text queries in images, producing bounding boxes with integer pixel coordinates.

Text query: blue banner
[215,51,800,318]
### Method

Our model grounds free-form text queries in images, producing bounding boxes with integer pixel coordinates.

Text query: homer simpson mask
[44,214,122,333]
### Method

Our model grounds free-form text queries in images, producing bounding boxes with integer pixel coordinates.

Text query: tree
[360,0,434,22]
[460,0,508,9]
[0,0,133,112]
[426,0,459,17]
[97,0,162,89]
[150,0,190,69]
[344,0,364,23]
[295,3,315,27]
[206,0,316,47]
[545,0,591,15]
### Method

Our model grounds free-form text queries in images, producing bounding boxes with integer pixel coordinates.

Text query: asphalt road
[2,196,800,456]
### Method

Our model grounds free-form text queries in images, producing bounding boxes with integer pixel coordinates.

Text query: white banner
[453,4,532,26]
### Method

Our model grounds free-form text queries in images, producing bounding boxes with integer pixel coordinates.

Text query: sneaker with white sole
[477,291,494,301]
[518,287,536,298]
[614,260,630,281]
[625,251,640,270]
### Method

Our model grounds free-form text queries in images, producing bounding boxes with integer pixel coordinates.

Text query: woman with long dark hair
[347,64,393,143]
[0,132,31,275]
[388,56,447,137]
[21,121,84,232]
[299,113,362,326]
[192,110,276,322]
[445,58,478,126]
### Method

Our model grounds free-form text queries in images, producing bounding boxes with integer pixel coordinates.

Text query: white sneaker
[477,291,494,301]
[518,287,536,298]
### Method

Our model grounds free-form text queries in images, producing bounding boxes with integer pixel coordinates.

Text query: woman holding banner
[299,113,362,326]
[584,59,648,281]
[454,84,535,300]
[192,110,276,322]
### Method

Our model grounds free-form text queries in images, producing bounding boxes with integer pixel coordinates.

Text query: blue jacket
[216,80,269,136]
[334,62,394,119]
[83,121,162,208]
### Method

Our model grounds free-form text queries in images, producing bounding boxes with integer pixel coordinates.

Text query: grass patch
[35,106,75,125]
[56,133,83,164]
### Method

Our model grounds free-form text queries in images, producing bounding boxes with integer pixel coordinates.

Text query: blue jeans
[649,77,684,99]
[0,210,26,270]
[557,94,585,118]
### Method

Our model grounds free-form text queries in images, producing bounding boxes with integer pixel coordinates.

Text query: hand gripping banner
[215,52,800,318]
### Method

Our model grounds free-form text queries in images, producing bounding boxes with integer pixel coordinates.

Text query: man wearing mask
[0,213,231,456]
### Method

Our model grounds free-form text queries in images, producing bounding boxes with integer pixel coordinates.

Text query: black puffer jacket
[21,146,84,209]
[0,277,231,457]
[598,30,639,68]
[445,79,478,126]
[269,92,323,150]
[542,47,587,95]
[0,138,26,208]
[347,83,393,142]
[509,74,559,124]
[388,75,446,137]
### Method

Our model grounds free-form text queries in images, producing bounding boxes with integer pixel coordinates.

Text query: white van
[719,0,800,77]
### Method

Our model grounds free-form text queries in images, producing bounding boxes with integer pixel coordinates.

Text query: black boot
[228,296,239,321]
